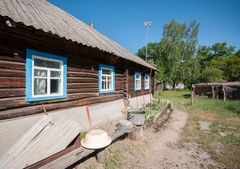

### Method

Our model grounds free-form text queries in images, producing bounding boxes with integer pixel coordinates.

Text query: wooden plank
[0,69,25,77]
[0,94,123,120]
[8,119,81,169]
[0,115,52,169]
[0,88,25,98]
[68,88,98,94]
[39,131,125,169]
[67,77,98,83]
[0,93,98,110]
[67,83,97,89]
[67,72,98,78]
[0,60,25,70]
[0,77,25,88]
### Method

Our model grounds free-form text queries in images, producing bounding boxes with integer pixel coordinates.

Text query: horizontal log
[68,88,98,93]
[0,94,123,120]
[67,72,98,78]
[67,83,97,89]
[67,65,96,73]
[0,93,99,110]
[0,60,25,70]
[0,77,25,88]
[0,88,25,98]
[0,69,25,77]
[0,53,25,63]
[67,77,97,83]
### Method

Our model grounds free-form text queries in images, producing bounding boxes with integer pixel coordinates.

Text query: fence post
[191,84,195,105]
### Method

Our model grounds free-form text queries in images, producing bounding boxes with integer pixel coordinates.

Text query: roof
[195,81,240,87]
[0,0,155,70]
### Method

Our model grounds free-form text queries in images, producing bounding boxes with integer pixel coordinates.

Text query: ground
[77,90,240,169]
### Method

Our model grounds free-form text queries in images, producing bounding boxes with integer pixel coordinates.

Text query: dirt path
[79,110,219,169]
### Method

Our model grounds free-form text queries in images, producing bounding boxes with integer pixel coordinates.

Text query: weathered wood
[0,68,25,77]
[0,93,99,110]
[128,126,143,141]
[0,94,123,120]
[96,149,106,163]
[0,115,52,169]
[0,60,25,70]
[68,88,98,93]
[68,71,98,78]
[223,85,226,101]
[37,131,125,169]
[9,119,81,169]
[212,85,215,99]
[0,77,25,88]
[67,83,97,89]
[0,88,25,98]
[25,135,81,169]
[67,77,98,83]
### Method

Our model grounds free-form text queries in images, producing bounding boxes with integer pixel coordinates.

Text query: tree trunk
[172,80,176,90]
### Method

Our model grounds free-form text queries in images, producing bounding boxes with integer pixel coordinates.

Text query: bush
[143,99,170,126]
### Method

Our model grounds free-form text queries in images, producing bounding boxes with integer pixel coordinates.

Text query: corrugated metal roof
[0,0,155,69]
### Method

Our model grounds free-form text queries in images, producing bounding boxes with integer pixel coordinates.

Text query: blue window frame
[134,72,142,91]
[25,49,67,102]
[144,74,150,90]
[98,64,115,94]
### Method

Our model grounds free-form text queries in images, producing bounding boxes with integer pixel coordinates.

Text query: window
[98,64,115,94]
[144,74,150,90]
[134,72,141,91]
[26,49,67,102]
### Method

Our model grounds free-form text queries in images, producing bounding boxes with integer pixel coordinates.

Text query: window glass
[50,79,60,94]
[34,69,47,77]
[144,74,150,89]
[34,79,47,95]
[99,65,115,93]
[34,58,60,69]
[135,72,141,90]
[33,56,62,97]
[51,71,61,77]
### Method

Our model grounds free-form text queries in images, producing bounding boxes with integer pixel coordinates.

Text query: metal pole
[146,25,148,61]
[144,19,152,61]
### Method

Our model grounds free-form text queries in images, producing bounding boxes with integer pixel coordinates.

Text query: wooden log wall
[127,67,153,98]
[0,18,153,120]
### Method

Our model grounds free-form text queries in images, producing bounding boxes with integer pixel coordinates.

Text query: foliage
[137,19,200,87]
[144,100,170,126]
[222,51,240,81]
[196,43,237,82]
[137,19,239,86]
[105,149,123,169]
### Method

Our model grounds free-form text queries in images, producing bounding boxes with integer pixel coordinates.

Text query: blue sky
[49,0,240,53]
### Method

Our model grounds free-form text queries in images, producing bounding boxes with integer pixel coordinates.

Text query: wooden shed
[193,82,240,100]
[0,0,156,168]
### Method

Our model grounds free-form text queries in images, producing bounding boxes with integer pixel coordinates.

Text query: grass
[105,148,123,169]
[157,90,240,169]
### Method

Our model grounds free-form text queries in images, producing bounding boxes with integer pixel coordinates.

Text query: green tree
[137,42,159,61]
[223,51,240,81]
[211,42,235,58]
[154,19,200,88]
[196,42,236,82]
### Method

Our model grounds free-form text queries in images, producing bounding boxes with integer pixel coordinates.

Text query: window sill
[99,90,115,94]
[26,95,67,102]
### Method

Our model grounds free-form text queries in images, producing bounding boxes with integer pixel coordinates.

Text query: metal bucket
[127,109,145,126]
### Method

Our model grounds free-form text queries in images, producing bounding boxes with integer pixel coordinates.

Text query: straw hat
[81,129,112,149]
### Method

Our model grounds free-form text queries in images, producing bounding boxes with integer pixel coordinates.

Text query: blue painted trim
[25,49,67,102]
[98,64,115,94]
[144,73,150,90]
[134,71,142,91]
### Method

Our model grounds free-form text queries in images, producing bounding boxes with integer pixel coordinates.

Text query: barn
[0,0,155,168]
